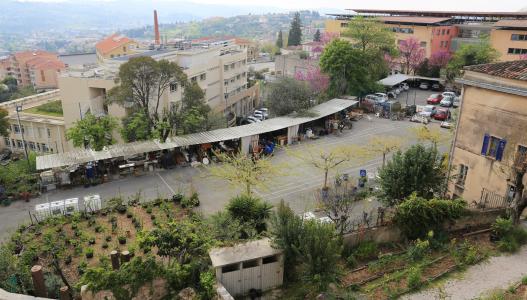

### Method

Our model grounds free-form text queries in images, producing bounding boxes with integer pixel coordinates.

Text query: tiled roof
[464,60,527,81]
[26,56,65,70]
[96,34,135,55]
[379,16,452,24]
[493,19,527,28]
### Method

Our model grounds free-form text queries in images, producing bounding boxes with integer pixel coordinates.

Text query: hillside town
[1,2,527,300]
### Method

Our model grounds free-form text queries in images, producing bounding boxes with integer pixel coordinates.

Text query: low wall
[0,90,60,113]
[0,288,52,300]
[343,208,505,247]
[80,278,168,300]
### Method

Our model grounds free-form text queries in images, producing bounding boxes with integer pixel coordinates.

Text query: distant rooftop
[493,19,527,29]
[111,49,174,61]
[348,9,527,19]
[96,34,136,55]
[379,16,452,25]
[209,238,282,267]
[464,60,527,81]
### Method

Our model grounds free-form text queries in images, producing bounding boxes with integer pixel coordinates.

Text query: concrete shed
[209,238,284,297]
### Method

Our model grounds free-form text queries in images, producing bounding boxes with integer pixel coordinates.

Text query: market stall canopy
[37,98,358,170]
[379,74,441,87]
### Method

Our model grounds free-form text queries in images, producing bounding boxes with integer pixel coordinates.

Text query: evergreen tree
[313,29,321,42]
[276,30,283,48]
[287,12,302,46]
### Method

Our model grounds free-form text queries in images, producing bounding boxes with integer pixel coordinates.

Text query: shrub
[199,270,216,299]
[88,237,96,245]
[78,260,88,275]
[407,236,431,262]
[118,236,127,244]
[353,241,378,261]
[105,235,112,242]
[94,225,103,233]
[394,194,466,239]
[126,210,133,218]
[407,267,422,290]
[181,192,200,208]
[145,207,153,214]
[522,275,527,285]
[227,194,272,233]
[492,217,527,253]
[85,248,94,259]
[64,255,72,265]
[150,214,156,220]
[102,242,109,249]
[346,255,357,268]
[172,193,184,203]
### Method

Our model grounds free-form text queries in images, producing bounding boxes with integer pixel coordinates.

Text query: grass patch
[24,100,63,117]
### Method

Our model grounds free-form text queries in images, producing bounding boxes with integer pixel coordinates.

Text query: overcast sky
[22,0,527,12]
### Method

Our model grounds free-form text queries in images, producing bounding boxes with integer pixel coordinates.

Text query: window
[13,124,20,134]
[511,34,527,41]
[110,54,114,58]
[169,82,178,92]
[340,22,348,28]
[481,134,506,160]
[123,46,127,52]
[440,41,444,47]
[47,128,51,138]
[441,29,446,35]
[457,164,468,186]
[38,127,44,138]
[447,29,450,35]
[243,259,259,268]
[392,27,414,34]
[444,41,448,48]
[28,142,35,150]
[191,76,197,83]
[222,263,239,273]
[230,63,235,69]
[41,143,49,152]
[508,48,527,55]
[200,73,206,81]
[16,140,23,148]
[263,255,279,264]
[40,70,45,82]
[224,65,229,71]
[4,137,10,146]
[420,41,427,48]
[224,80,229,86]
[236,74,241,80]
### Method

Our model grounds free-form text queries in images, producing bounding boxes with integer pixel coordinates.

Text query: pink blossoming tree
[429,50,452,68]
[294,66,330,95]
[399,37,426,74]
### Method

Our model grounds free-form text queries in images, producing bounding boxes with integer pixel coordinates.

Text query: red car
[433,108,450,121]
[427,94,443,105]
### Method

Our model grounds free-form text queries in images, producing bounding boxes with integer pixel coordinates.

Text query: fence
[0,90,60,112]
[474,188,511,210]
[341,207,396,234]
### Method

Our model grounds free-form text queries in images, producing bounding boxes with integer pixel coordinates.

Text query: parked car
[256,108,269,118]
[253,112,264,121]
[440,96,454,107]
[452,97,460,108]
[0,148,11,162]
[419,82,429,90]
[410,114,429,124]
[374,93,389,101]
[433,107,451,121]
[387,91,397,99]
[419,105,436,118]
[393,87,401,95]
[431,83,442,91]
[427,94,443,105]
[246,116,261,123]
[442,91,457,98]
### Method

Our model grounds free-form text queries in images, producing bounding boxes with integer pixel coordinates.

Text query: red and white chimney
[154,10,160,45]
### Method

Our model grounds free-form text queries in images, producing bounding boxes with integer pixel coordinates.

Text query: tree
[288,12,302,46]
[410,125,450,148]
[208,152,282,196]
[366,136,402,167]
[270,201,304,282]
[398,37,425,75]
[276,30,283,48]
[0,108,8,137]
[65,113,118,151]
[175,82,212,135]
[288,145,367,190]
[226,195,273,234]
[313,29,321,42]
[429,50,452,68]
[121,111,151,142]
[379,144,447,205]
[343,16,395,53]
[107,57,187,141]
[320,39,382,97]
[446,40,499,80]
[267,77,312,116]
[294,67,329,97]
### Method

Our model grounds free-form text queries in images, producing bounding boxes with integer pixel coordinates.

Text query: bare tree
[367,136,402,167]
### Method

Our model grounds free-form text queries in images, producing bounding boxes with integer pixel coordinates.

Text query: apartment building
[0,90,68,154]
[59,37,259,149]
[326,9,527,61]
[448,60,527,206]
[0,51,65,89]
[95,34,139,63]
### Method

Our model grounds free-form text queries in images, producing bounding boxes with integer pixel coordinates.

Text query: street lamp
[15,104,30,167]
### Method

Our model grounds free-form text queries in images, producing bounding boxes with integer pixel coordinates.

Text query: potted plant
[118,235,126,245]
[85,248,94,259]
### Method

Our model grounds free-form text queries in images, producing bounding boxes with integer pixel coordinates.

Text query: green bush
[522,275,527,285]
[394,194,466,239]
[407,238,430,262]
[118,236,127,245]
[346,255,357,268]
[227,194,272,233]
[492,217,527,253]
[353,241,378,261]
[181,192,200,208]
[85,248,94,259]
[407,267,422,290]
[199,270,216,299]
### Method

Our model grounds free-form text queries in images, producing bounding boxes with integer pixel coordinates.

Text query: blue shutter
[481,134,490,156]
[496,139,507,161]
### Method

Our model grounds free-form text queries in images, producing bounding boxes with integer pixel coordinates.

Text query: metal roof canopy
[36,98,357,170]
[379,74,441,86]
[209,238,282,267]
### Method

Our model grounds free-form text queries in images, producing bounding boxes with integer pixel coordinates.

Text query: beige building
[0,90,69,154]
[490,20,527,62]
[95,34,139,63]
[449,60,527,207]
[59,37,259,149]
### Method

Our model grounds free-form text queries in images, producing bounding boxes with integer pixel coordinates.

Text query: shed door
[220,264,241,296]
[242,266,261,294]
[261,255,283,290]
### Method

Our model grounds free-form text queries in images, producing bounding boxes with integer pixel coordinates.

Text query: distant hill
[0,0,291,34]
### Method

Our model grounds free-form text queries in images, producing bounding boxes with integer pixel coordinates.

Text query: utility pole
[16,104,30,167]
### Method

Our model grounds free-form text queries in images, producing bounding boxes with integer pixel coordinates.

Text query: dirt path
[402,245,527,300]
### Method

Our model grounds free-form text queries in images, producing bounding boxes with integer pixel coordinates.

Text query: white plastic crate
[50,200,65,216]
[64,198,79,215]
[84,194,102,213]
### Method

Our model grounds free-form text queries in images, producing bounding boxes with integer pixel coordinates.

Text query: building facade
[326,9,527,62]
[95,34,139,63]
[58,37,259,149]
[448,60,527,206]
[0,90,69,154]
[0,51,65,89]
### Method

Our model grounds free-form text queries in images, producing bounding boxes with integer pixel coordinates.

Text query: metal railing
[473,188,511,210]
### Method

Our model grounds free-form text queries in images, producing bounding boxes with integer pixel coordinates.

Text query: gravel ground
[402,244,527,300]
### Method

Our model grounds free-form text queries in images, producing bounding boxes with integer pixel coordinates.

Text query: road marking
[157,173,176,195]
